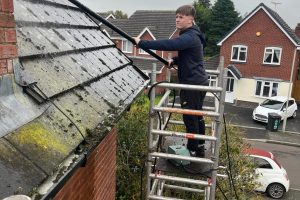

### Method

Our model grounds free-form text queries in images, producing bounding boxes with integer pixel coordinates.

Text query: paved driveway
[224,103,300,133]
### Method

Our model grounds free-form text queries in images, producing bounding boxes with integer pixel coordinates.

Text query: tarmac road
[223,103,300,134]
[222,103,300,200]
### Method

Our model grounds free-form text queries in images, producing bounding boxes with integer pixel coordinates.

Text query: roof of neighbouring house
[0,0,148,199]
[218,3,300,46]
[129,57,164,73]
[101,10,176,40]
[204,55,220,71]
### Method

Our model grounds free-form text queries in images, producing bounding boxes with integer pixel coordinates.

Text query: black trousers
[180,89,206,151]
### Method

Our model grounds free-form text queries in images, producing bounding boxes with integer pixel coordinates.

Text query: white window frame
[263,47,282,65]
[231,45,248,62]
[255,80,279,98]
[208,75,217,87]
[139,48,156,55]
[121,39,133,53]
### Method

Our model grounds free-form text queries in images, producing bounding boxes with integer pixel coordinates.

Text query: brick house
[0,0,147,199]
[101,10,179,93]
[217,3,300,105]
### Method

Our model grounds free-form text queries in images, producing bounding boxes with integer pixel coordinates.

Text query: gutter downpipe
[282,48,297,132]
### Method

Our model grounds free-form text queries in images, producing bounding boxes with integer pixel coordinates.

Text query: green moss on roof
[10,122,69,155]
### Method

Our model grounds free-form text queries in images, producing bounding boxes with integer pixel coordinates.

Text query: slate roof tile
[0,0,148,198]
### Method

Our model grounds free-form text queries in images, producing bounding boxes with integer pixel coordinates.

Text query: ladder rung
[168,120,212,128]
[167,103,216,111]
[206,69,220,75]
[157,90,172,107]
[149,173,210,186]
[154,82,223,93]
[153,107,220,117]
[164,184,205,193]
[148,195,184,200]
[151,129,217,141]
[150,152,214,164]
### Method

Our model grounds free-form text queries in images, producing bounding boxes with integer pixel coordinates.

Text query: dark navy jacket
[138,25,208,85]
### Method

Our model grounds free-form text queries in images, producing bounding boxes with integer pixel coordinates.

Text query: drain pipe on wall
[282,48,297,132]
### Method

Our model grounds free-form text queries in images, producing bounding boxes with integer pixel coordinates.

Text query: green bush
[116,95,149,199]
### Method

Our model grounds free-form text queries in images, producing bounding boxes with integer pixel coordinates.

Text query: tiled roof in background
[0,0,148,198]
[129,57,164,73]
[204,55,220,71]
[262,3,300,45]
[102,10,176,39]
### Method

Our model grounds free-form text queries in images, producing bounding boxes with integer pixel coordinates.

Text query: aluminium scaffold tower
[63,1,228,199]
[146,57,227,200]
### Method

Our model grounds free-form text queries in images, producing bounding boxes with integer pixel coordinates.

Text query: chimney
[0,0,17,76]
[295,23,300,39]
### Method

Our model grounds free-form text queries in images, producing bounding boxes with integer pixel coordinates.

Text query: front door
[225,72,235,103]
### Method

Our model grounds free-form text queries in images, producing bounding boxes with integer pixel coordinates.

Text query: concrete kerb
[230,124,300,147]
[243,138,300,148]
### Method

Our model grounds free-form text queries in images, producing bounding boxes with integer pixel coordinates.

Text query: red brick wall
[0,0,17,75]
[136,32,164,58]
[220,9,298,82]
[54,129,117,200]
[295,23,300,39]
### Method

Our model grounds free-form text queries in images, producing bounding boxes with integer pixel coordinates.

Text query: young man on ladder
[134,5,208,157]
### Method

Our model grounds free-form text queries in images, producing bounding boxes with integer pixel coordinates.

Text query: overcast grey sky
[79,0,300,29]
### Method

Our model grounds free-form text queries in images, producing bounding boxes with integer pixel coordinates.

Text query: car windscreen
[260,99,283,110]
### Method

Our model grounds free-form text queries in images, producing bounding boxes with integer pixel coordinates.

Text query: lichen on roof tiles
[0,0,148,198]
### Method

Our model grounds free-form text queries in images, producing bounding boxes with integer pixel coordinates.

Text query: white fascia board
[102,29,111,38]
[261,7,299,47]
[218,6,299,47]
[169,29,178,39]
[217,6,261,46]
[228,69,239,80]
[106,14,116,20]
[138,27,156,40]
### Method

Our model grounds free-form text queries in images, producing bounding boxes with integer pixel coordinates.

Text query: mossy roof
[0,0,148,198]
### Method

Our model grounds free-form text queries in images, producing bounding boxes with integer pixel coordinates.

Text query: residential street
[222,103,300,199]
[248,140,300,200]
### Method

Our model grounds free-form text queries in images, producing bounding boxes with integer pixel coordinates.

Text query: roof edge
[218,3,300,46]
[137,27,156,40]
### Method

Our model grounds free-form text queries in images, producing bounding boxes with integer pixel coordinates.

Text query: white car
[252,96,298,123]
[244,148,290,199]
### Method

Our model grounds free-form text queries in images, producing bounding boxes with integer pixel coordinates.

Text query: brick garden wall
[0,0,17,75]
[54,129,117,200]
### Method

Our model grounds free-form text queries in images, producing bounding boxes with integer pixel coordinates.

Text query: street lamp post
[282,49,297,132]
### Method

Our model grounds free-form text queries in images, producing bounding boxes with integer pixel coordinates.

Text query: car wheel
[266,183,285,199]
[292,111,297,119]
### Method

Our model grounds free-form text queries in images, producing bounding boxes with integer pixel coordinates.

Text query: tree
[193,1,211,33]
[197,0,211,8]
[107,10,128,19]
[206,0,241,56]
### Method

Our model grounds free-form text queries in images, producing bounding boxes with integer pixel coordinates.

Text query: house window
[139,48,156,55]
[255,80,279,97]
[122,39,133,53]
[208,75,217,87]
[263,47,282,65]
[231,45,247,62]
